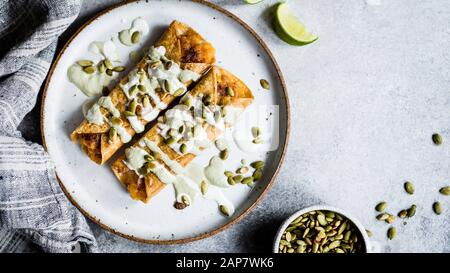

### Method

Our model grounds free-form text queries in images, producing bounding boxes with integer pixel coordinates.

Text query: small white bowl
[273,205,373,253]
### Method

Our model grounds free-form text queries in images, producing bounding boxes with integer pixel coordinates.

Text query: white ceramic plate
[41,0,289,243]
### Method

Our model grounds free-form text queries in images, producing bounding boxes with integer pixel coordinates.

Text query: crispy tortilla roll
[111,66,254,203]
[71,21,216,164]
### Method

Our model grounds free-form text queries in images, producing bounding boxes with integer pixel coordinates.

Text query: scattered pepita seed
[123,110,135,117]
[200,181,208,195]
[224,171,234,177]
[113,66,126,72]
[180,144,187,154]
[242,177,254,185]
[365,229,373,237]
[129,85,139,96]
[165,137,175,145]
[164,79,171,92]
[387,227,396,240]
[260,79,270,90]
[225,86,234,97]
[219,205,230,216]
[173,88,184,97]
[439,187,450,196]
[252,137,262,144]
[376,213,389,221]
[98,62,106,73]
[181,195,190,206]
[110,117,122,126]
[83,66,95,74]
[251,127,260,138]
[77,60,93,67]
[131,31,141,44]
[252,169,262,181]
[219,149,229,160]
[227,177,235,186]
[407,204,416,217]
[385,214,395,224]
[432,133,442,145]
[398,210,408,219]
[128,99,137,114]
[404,181,415,194]
[233,175,243,183]
[250,160,265,169]
[375,202,387,212]
[433,202,442,215]
[103,59,113,70]
[108,128,117,142]
[106,69,113,76]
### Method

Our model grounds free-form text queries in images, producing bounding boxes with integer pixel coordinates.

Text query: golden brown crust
[111,66,254,203]
[71,20,215,165]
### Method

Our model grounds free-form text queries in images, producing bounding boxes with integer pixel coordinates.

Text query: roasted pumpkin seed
[224,171,234,177]
[219,149,229,160]
[260,79,270,90]
[375,201,387,212]
[201,181,208,195]
[113,66,126,72]
[439,186,450,196]
[77,60,93,67]
[83,66,95,74]
[404,181,415,194]
[103,59,113,70]
[407,204,416,217]
[387,227,396,240]
[432,133,442,145]
[165,137,175,145]
[131,31,141,44]
[241,177,254,185]
[219,205,230,216]
[250,161,265,169]
[225,86,234,97]
[433,202,442,215]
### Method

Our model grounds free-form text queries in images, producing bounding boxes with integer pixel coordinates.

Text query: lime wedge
[274,2,318,46]
[244,0,264,4]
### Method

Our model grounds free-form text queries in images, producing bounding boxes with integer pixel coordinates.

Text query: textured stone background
[21,0,450,252]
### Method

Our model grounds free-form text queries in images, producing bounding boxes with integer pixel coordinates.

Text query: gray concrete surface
[21,0,450,252]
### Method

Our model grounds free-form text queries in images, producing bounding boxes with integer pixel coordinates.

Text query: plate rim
[40,0,291,245]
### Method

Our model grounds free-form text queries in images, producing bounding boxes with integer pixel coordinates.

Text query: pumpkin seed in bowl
[277,210,366,253]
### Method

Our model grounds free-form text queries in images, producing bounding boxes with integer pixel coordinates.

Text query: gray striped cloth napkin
[0,0,97,252]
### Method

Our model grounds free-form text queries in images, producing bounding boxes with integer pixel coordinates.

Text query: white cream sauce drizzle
[84,96,120,123]
[116,46,199,133]
[127,116,145,133]
[184,163,235,216]
[98,96,120,117]
[146,46,200,96]
[82,97,98,117]
[123,138,235,215]
[223,105,244,126]
[67,64,112,97]
[85,104,104,125]
[124,147,147,171]
[88,40,120,61]
[204,156,229,188]
[84,95,131,143]
[157,103,213,155]
[232,129,264,154]
[118,17,149,46]
[108,120,131,143]
[68,39,120,97]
